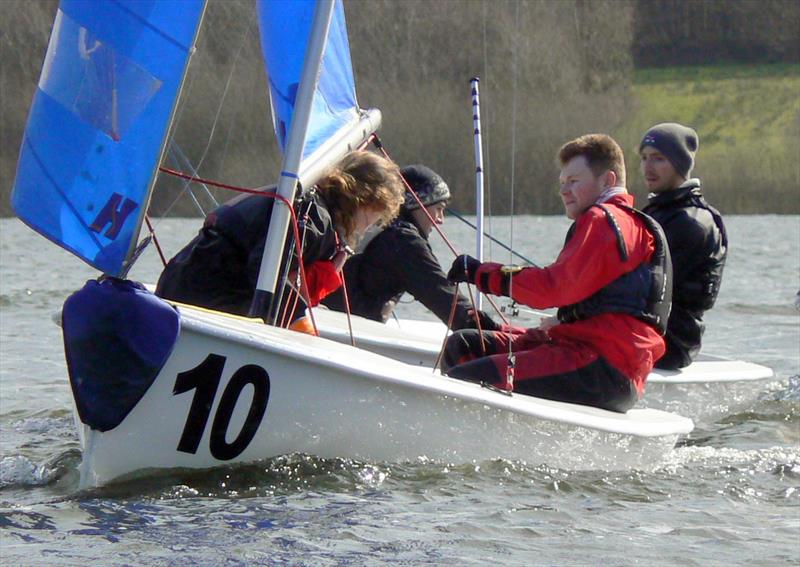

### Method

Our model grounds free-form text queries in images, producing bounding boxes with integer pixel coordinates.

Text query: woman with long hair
[156,150,404,321]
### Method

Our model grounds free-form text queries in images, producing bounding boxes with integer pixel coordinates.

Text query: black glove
[462,309,501,331]
[447,254,481,284]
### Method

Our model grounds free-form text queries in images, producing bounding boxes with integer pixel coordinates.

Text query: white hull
[638,354,779,420]
[75,305,692,487]
[311,309,776,422]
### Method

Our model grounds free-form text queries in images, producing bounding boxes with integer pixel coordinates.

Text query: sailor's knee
[442,330,476,371]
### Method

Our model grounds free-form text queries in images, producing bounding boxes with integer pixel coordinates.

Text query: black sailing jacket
[642,179,727,369]
[156,189,337,318]
[323,211,494,329]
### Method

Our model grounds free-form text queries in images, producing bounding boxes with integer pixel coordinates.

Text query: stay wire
[373,137,508,327]
[445,208,537,266]
[339,266,356,347]
[279,198,313,328]
[144,215,167,267]
[158,166,320,335]
[481,0,494,262]
[433,288,462,373]
[505,0,523,391]
[155,5,255,225]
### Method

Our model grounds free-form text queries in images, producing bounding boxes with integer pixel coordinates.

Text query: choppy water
[1,215,798,566]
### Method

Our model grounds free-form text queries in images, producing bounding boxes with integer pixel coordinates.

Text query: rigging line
[155,141,201,221]
[505,0,522,393]
[167,144,212,218]
[158,165,320,334]
[481,0,494,262]
[157,3,256,222]
[509,0,519,272]
[374,136,507,325]
[155,145,204,220]
[279,198,313,328]
[373,138,459,257]
[215,9,260,181]
[446,207,537,266]
[193,3,257,177]
[170,144,202,208]
[144,215,167,267]
[173,143,218,208]
[339,266,356,347]
[434,287,463,373]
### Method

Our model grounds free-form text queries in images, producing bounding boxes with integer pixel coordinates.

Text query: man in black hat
[322,164,499,330]
[639,122,728,369]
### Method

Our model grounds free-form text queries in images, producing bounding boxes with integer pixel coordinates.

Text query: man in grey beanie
[639,122,728,369]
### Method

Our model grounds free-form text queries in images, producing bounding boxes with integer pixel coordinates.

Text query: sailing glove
[447,254,481,284]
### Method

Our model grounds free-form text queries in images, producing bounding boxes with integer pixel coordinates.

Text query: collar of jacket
[394,209,427,240]
[647,178,702,206]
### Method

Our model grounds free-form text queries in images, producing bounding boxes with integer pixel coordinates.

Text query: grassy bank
[615,63,800,213]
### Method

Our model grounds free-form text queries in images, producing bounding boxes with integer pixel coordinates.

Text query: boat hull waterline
[73,304,692,487]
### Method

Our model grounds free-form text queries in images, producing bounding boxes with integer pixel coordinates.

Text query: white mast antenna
[470,77,485,310]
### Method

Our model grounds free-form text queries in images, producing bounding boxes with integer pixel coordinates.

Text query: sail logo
[89,193,138,239]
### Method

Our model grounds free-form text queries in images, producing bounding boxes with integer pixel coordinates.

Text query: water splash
[0,455,57,488]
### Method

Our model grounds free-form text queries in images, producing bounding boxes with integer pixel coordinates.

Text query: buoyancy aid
[557,204,672,335]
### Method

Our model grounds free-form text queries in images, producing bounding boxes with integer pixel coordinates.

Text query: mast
[471,77,485,310]
[250,0,336,321]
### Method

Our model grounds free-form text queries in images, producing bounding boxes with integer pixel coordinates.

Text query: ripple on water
[0,455,55,488]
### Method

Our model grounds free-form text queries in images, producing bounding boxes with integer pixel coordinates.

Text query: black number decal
[174,354,225,454]
[210,365,270,460]
[173,354,270,460]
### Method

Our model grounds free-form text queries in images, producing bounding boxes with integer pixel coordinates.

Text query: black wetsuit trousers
[442,329,638,413]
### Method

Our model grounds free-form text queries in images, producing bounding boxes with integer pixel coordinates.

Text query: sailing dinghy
[11,0,692,488]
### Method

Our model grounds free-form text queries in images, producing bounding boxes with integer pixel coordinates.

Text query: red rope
[339,265,356,347]
[158,166,319,334]
[144,215,167,267]
[373,143,460,257]
[434,286,462,373]
[372,139,509,331]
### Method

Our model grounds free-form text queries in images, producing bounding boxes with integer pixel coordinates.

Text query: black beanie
[400,165,451,210]
[639,123,699,179]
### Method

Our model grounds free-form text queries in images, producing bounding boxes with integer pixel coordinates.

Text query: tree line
[633,0,799,67]
[1,0,797,217]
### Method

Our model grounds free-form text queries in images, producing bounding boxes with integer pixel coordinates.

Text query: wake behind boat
[14,0,694,487]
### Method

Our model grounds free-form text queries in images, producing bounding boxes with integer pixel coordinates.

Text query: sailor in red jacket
[444,134,672,412]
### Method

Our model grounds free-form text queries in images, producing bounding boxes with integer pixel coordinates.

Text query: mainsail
[11,0,205,276]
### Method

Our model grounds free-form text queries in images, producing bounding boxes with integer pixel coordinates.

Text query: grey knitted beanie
[639,123,699,178]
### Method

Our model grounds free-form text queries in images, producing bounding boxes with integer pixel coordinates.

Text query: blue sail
[256,0,359,160]
[11,0,205,276]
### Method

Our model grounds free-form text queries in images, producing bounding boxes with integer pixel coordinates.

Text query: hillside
[617,64,800,212]
[1,1,797,216]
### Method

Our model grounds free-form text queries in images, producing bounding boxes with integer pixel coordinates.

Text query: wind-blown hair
[557,134,626,187]
[317,150,404,243]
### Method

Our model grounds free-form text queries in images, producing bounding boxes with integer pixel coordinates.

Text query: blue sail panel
[257,0,359,159]
[11,0,205,275]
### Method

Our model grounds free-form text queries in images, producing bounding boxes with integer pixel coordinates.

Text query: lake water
[1,215,798,566]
